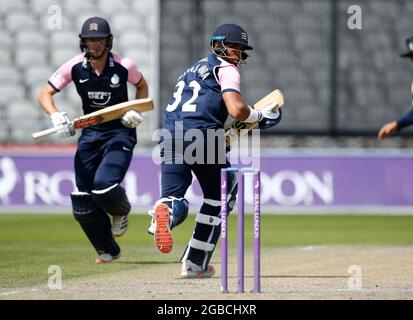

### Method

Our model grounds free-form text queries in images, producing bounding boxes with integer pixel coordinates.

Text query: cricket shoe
[95,252,121,265]
[112,215,128,237]
[150,202,173,254]
[180,259,216,279]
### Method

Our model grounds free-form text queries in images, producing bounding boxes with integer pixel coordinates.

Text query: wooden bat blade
[73,98,154,129]
[253,89,284,110]
[32,98,154,139]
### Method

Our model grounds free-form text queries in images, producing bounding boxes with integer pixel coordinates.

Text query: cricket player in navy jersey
[37,17,149,264]
[147,24,282,278]
[379,36,413,139]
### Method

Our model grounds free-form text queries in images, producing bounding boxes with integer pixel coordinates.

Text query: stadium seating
[0,32,12,51]
[0,0,158,144]
[0,0,29,13]
[0,66,21,83]
[5,11,38,32]
[0,47,12,64]
[25,65,54,86]
[49,31,79,49]
[1,0,413,144]
[7,99,43,121]
[15,31,48,50]
[0,84,26,106]
[30,0,59,15]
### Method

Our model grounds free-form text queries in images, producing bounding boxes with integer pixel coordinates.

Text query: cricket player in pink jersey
[37,17,149,264]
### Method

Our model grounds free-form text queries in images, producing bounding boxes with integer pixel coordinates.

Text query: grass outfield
[1,214,413,289]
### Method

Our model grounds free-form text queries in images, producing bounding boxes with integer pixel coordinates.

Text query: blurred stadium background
[1,0,413,213]
[1,0,413,146]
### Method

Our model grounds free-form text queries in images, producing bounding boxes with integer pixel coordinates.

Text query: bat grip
[32,126,60,139]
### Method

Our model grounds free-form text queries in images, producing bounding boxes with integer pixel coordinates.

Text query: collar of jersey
[83,52,115,76]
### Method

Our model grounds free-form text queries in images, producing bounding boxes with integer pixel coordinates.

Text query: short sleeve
[217,65,241,94]
[113,54,143,85]
[48,54,83,91]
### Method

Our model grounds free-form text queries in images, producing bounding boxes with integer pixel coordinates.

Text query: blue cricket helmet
[79,16,112,38]
[210,24,253,50]
[79,17,113,52]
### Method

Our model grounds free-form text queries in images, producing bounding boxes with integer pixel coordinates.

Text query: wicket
[220,167,261,293]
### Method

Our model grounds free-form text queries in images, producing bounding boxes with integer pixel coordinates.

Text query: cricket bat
[225,89,284,146]
[32,98,154,139]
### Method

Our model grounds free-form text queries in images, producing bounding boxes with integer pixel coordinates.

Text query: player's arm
[37,83,59,116]
[135,76,149,99]
[37,84,74,138]
[222,91,252,121]
[37,57,78,138]
[219,65,279,123]
[37,82,75,139]
[378,108,413,140]
[378,121,398,140]
[122,64,148,128]
[223,91,280,123]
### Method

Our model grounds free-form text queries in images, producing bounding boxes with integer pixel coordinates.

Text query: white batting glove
[121,110,144,128]
[259,101,281,120]
[50,112,75,139]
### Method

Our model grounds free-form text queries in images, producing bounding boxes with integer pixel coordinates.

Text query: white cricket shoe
[95,252,121,264]
[112,215,128,237]
[147,209,156,235]
[180,259,216,279]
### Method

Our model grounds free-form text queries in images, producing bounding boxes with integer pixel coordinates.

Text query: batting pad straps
[195,213,221,226]
[189,238,215,252]
[203,198,221,207]
[91,184,131,216]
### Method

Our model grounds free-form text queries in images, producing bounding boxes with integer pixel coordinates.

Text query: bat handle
[32,126,60,139]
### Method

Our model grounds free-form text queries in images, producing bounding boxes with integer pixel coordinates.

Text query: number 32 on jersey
[166,80,201,112]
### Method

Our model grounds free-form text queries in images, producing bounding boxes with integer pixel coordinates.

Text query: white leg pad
[195,213,221,226]
[204,198,221,207]
[189,237,215,252]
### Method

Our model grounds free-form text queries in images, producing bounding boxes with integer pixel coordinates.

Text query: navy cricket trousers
[74,128,137,192]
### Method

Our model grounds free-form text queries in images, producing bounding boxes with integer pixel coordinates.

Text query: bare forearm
[135,77,149,99]
[222,91,250,121]
[37,85,58,116]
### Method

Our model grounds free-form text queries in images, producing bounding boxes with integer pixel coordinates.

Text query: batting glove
[121,110,144,128]
[50,111,75,139]
[259,101,282,120]
[259,109,282,130]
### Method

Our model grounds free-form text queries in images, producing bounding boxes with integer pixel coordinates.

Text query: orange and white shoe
[180,259,216,278]
[152,203,173,254]
[95,252,121,264]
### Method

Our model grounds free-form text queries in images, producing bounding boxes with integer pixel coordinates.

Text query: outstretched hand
[377,121,398,140]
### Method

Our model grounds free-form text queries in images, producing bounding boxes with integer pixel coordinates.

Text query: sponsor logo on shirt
[88,91,111,106]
